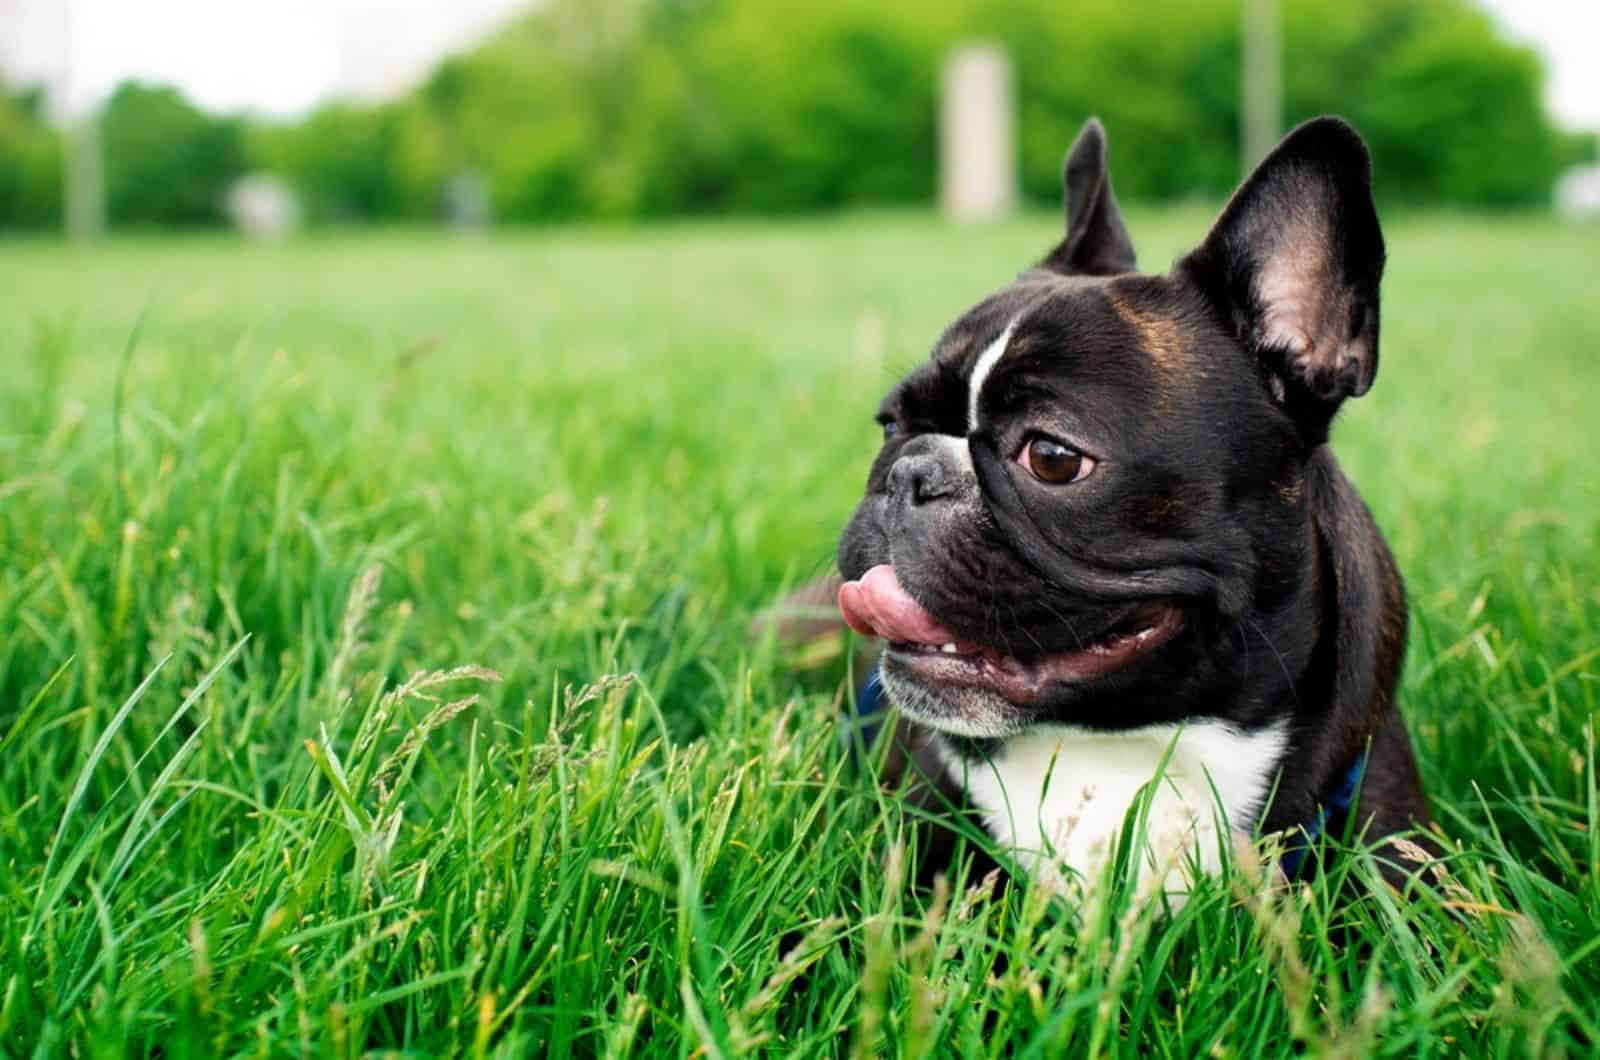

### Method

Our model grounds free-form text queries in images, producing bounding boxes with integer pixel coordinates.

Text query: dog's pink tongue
[838,564,960,644]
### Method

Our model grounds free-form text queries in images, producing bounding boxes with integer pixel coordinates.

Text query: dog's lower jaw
[878,665,1028,740]
[930,717,1292,906]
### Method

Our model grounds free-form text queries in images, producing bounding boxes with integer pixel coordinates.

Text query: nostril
[889,454,950,506]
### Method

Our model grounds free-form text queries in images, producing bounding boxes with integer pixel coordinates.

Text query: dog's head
[837,117,1386,740]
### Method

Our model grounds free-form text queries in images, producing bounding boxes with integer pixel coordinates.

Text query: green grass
[1,209,1596,1056]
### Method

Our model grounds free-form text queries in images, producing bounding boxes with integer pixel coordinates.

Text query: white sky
[1,0,1596,129]
[2,0,533,116]
[1487,0,1600,131]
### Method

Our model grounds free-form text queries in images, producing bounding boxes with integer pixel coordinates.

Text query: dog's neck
[934,717,1291,902]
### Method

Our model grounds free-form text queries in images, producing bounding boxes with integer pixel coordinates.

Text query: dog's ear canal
[1181,116,1386,434]
[1041,117,1137,277]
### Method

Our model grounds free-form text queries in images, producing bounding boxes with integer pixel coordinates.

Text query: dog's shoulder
[1305,446,1408,723]
[1271,448,1430,856]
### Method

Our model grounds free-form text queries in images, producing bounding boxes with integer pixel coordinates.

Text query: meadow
[1,209,1596,1056]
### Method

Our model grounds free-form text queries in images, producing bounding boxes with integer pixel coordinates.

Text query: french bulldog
[836,116,1432,896]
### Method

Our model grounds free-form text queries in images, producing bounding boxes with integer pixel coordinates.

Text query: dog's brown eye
[1022,436,1093,484]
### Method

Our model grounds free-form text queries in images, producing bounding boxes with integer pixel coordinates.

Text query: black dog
[836,117,1431,898]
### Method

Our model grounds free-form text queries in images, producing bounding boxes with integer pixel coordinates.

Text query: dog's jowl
[836,116,1430,898]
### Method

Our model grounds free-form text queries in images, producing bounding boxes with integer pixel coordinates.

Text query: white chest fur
[939,719,1290,900]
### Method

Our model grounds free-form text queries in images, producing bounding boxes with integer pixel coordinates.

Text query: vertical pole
[65,117,106,241]
[1241,0,1282,175]
[61,0,105,240]
[940,43,1017,222]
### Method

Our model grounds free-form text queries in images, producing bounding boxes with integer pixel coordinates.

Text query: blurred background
[1,0,1597,237]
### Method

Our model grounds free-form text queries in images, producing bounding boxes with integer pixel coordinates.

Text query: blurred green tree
[100,83,247,226]
[1283,0,1563,205]
[0,86,63,229]
[379,0,1570,222]
[251,103,434,222]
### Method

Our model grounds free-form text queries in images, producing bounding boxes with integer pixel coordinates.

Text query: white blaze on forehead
[966,320,1018,433]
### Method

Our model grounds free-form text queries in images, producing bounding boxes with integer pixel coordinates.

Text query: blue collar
[838,665,889,753]
[1279,752,1367,880]
[843,663,1366,881]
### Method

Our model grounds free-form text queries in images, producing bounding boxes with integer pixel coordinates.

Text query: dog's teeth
[940,643,959,654]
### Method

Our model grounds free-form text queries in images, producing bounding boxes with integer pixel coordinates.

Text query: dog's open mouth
[838,564,1183,706]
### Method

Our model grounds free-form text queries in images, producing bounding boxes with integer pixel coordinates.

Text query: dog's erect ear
[1182,117,1385,423]
[1042,118,1137,276]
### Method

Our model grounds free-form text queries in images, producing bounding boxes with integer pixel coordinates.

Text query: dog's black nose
[888,452,954,506]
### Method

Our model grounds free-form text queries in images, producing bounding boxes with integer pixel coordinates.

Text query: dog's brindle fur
[838,117,1431,887]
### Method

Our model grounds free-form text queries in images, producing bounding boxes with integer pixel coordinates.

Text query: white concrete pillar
[940,43,1017,222]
